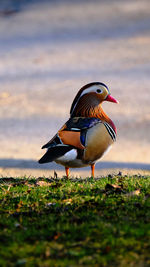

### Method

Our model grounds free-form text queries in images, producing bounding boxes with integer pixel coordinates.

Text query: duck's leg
[91,163,95,178]
[65,167,69,178]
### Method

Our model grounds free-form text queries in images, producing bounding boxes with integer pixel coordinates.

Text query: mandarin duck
[39,82,118,178]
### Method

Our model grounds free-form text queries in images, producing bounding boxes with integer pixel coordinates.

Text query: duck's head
[70,82,118,118]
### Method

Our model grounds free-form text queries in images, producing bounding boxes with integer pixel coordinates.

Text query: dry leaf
[27,189,31,193]
[46,202,56,207]
[54,232,61,240]
[36,181,50,187]
[45,247,51,258]
[63,198,72,204]
[105,184,122,190]
[125,189,141,197]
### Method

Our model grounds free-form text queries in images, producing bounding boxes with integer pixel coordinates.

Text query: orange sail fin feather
[39,82,118,178]
[58,130,85,150]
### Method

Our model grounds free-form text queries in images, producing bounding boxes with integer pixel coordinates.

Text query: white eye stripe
[80,85,103,98]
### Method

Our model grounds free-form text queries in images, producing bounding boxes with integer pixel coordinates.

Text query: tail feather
[38,146,72,164]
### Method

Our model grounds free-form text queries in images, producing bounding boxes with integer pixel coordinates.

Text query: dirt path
[0,0,150,176]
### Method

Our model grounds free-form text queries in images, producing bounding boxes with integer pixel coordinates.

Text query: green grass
[0,175,149,267]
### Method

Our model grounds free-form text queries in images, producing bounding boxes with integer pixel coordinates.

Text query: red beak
[105,95,119,104]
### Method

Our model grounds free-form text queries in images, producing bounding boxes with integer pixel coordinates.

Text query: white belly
[55,149,89,168]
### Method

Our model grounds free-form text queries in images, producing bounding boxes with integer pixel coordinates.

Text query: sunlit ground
[0,0,150,177]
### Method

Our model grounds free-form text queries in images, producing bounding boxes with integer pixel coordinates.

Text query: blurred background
[0,0,150,177]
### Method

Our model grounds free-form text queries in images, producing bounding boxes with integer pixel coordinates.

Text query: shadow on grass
[0,158,150,171]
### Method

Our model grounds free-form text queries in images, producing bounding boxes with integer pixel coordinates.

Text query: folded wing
[39,117,101,164]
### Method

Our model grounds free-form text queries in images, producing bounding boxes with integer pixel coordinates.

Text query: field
[0,175,149,266]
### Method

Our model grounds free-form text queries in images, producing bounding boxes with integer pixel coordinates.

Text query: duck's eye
[96,89,102,93]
